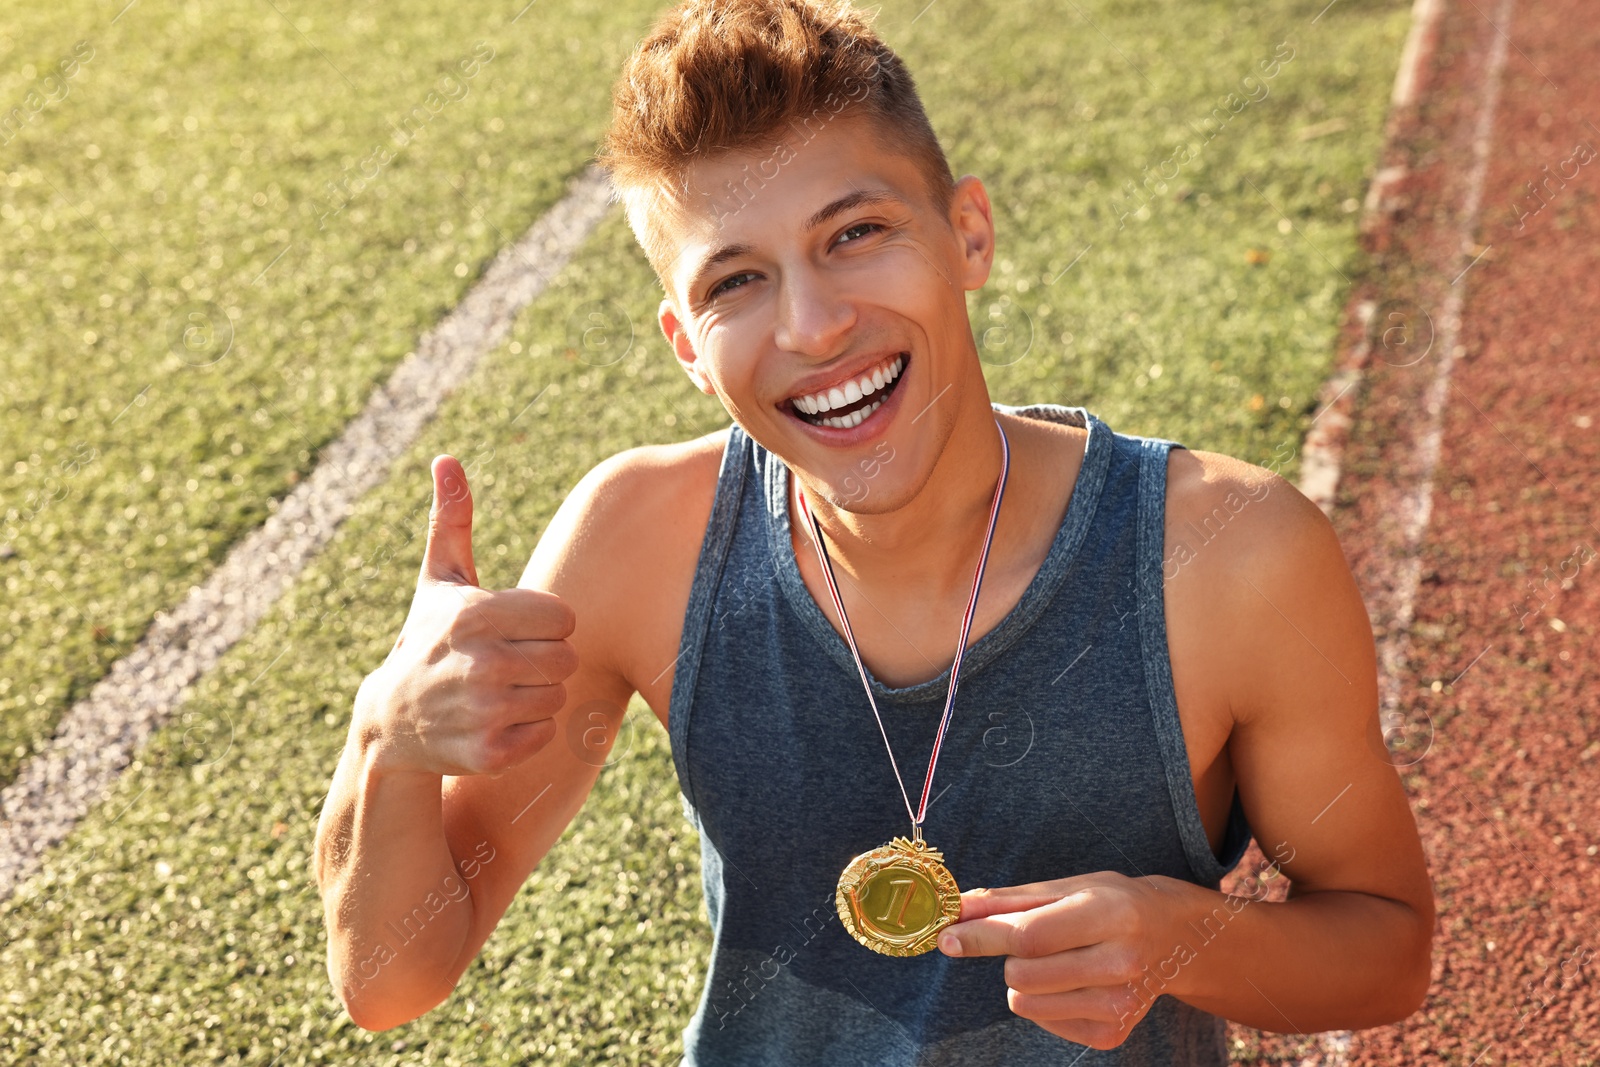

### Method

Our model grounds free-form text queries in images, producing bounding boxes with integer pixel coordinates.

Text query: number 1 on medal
[877,877,916,928]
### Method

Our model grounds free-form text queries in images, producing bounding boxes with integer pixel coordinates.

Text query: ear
[659,297,718,396]
[948,174,996,292]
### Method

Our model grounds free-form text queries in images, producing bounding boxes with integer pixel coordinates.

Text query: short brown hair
[597,0,955,281]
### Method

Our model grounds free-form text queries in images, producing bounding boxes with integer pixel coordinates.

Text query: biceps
[1226,538,1429,903]
[1227,640,1428,908]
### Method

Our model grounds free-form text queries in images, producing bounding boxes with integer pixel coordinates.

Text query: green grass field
[0,0,666,787]
[0,0,1409,1062]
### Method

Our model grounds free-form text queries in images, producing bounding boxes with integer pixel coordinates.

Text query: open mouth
[786,352,908,430]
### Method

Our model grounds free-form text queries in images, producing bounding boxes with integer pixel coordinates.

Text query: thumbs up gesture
[358,455,578,777]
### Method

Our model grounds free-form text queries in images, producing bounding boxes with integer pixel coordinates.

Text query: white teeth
[790,354,905,421]
[817,398,884,429]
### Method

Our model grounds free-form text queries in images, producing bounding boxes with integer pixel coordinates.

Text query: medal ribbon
[796,420,1011,837]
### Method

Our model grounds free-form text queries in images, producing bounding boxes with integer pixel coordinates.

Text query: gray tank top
[668,404,1251,1066]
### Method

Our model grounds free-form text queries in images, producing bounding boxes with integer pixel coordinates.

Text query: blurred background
[4,0,1593,1063]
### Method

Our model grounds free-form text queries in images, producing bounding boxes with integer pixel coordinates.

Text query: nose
[773,262,857,360]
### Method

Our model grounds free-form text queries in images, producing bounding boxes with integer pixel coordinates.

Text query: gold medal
[836,835,962,956]
[797,422,1011,957]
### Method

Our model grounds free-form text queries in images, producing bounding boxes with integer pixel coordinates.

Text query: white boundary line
[1373,0,1513,754]
[1391,0,1446,111]
[1293,0,1516,1063]
[1288,0,1445,1062]
[1296,0,1447,517]
[0,165,615,901]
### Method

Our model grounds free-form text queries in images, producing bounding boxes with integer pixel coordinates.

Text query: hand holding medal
[796,421,1010,957]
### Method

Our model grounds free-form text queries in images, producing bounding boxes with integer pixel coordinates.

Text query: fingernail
[940,932,962,955]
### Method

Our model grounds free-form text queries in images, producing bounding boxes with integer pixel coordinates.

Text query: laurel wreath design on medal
[835,836,962,957]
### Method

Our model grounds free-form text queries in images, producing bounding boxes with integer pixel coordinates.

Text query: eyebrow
[802,187,903,232]
[684,187,907,299]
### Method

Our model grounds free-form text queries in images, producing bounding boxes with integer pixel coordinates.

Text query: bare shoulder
[520,429,730,715]
[1162,446,1373,723]
[997,408,1090,458]
[561,428,728,526]
[1163,449,1427,939]
[1163,446,1343,583]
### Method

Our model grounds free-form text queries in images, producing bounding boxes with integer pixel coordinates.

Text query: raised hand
[359,455,579,777]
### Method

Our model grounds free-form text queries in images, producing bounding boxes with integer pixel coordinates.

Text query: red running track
[1228,0,1600,1062]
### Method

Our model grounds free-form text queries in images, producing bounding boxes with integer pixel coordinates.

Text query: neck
[794,393,1008,602]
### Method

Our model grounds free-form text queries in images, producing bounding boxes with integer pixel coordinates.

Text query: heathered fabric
[667,404,1251,1066]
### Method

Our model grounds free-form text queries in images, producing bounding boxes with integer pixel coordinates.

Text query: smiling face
[652,110,998,514]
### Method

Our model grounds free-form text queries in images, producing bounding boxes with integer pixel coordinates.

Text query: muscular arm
[1152,453,1435,1031]
[943,452,1434,1047]
[314,441,714,1031]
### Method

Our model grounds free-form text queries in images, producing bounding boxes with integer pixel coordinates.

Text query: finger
[474,587,577,641]
[504,639,580,687]
[1006,984,1135,1026]
[940,890,1118,958]
[479,718,559,777]
[1004,940,1135,996]
[501,679,568,724]
[423,454,478,586]
[955,880,1080,922]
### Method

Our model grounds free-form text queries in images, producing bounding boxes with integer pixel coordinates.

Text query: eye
[709,271,759,298]
[836,221,884,245]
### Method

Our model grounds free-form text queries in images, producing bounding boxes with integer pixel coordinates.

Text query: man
[314,0,1434,1062]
